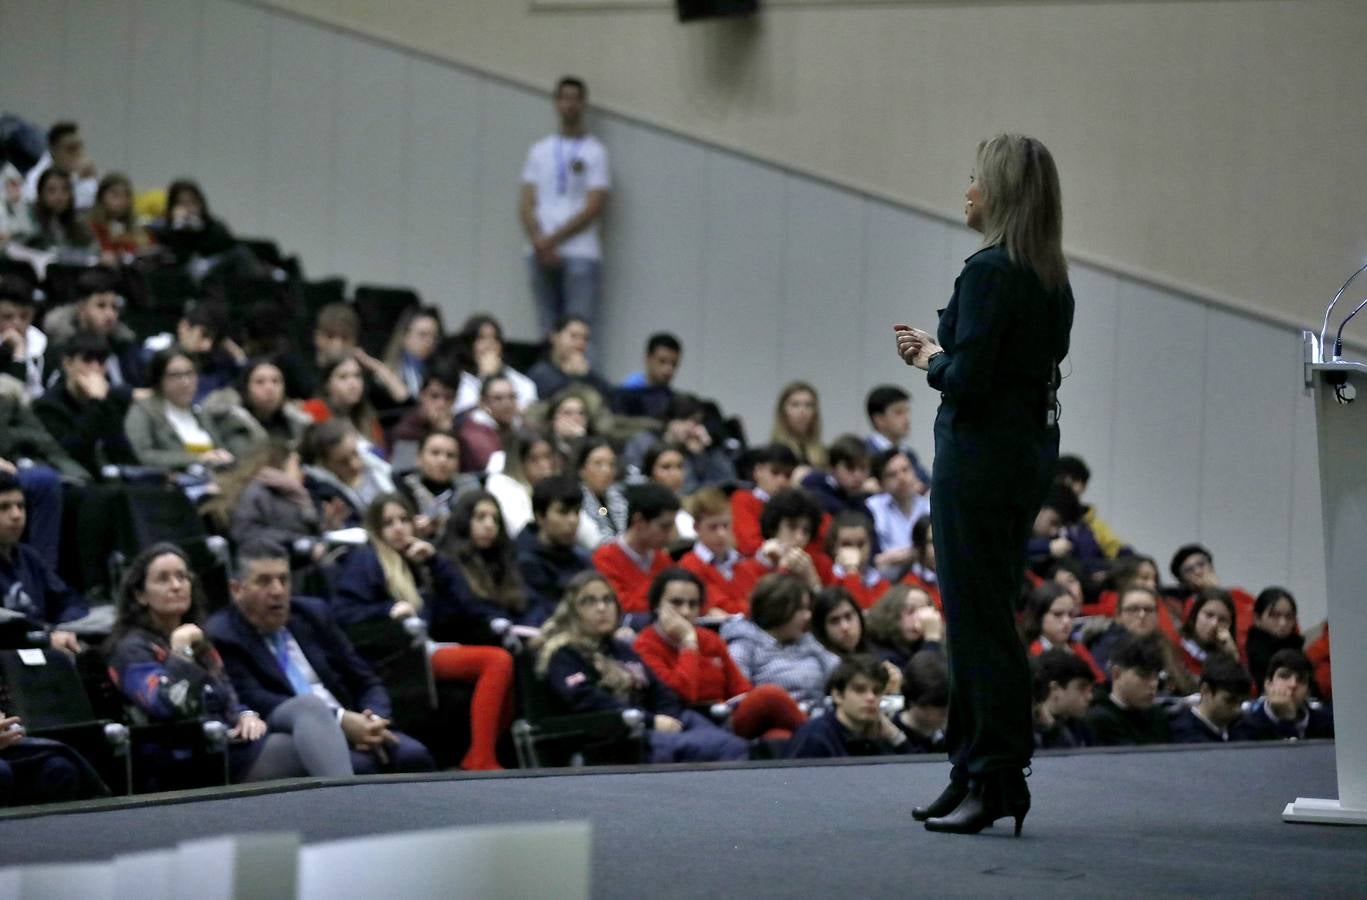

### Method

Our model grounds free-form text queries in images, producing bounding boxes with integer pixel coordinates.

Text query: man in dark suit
[206,539,434,775]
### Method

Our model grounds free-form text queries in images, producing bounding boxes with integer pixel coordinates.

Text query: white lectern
[1284,339,1367,825]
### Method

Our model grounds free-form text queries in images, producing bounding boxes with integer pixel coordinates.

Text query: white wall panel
[1109,282,1208,563]
[594,119,707,386]
[61,0,134,173]
[0,0,66,123]
[1059,263,1121,518]
[697,152,786,439]
[471,80,547,341]
[402,59,483,325]
[1198,309,1299,597]
[261,14,337,276]
[196,0,270,236]
[857,204,954,465]
[779,178,868,437]
[330,35,406,285]
[127,0,202,190]
[1288,384,1328,626]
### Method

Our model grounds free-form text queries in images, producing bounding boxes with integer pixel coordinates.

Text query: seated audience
[40,267,142,388]
[633,568,805,738]
[590,483,678,614]
[801,435,873,520]
[770,381,826,474]
[138,298,243,403]
[125,347,233,471]
[1021,581,1103,682]
[894,650,950,753]
[515,475,591,623]
[449,313,538,413]
[33,332,139,475]
[0,162,29,242]
[864,584,943,671]
[730,442,798,556]
[0,393,87,569]
[1230,649,1334,741]
[862,385,930,487]
[825,511,891,609]
[221,443,336,564]
[638,442,695,539]
[735,488,831,592]
[21,121,98,210]
[1170,543,1256,650]
[486,430,560,538]
[389,370,459,467]
[1168,655,1253,743]
[1084,552,1161,617]
[394,431,480,542]
[11,168,98,268]
[679,487,754,616]
[439,491,536,626]
[152,179,268,286]
[545,387,595,463]
[0,274,46,399]
[295,302,410,416]
[0,472,85,653]
[623,394,733,493]
[1245,587,1304,690]
[899,516,941,607]
[1054,455,1129,559]
[721,573,839,708]
[612,331,681,420]
[1027,482,1104,574]
[456,374,521,473]
[785,655,908,759]
[1087,584,1196,696]
[1085,634,1171,746]
[332,497,513,770]
[0,709,107,806]
[214,359,311,459]
[536,571,749,763]
[300,355,386,453]
[382,305,443,398]
[109,543,351,781]
[527,314,612,400]
[576,437,627,548]
[866,448,930,575]
[1032,649,1096,749]
[86,172,156,261]
[300,419,394,527]
[1177,587,1241,677]
[811,586,873,659]
[207,539,436,775]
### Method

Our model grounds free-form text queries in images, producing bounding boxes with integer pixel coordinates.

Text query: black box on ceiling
[676,0,759,23]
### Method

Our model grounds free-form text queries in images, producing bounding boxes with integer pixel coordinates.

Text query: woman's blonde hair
[363,493,425,614]
[770,381,826,468]
[533,572,636,697]
[864,583,925,652]
[975,133,1068,293]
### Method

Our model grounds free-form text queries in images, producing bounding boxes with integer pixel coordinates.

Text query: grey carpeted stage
[2,741,1365,897]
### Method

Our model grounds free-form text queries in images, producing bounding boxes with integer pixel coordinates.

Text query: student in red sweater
[1170,543,1256,652]
[900,515,942,610]
[731,443,798,556]
[734,488,831,593]
[1020,581,1103,683]
[1176,588,1241,677]
[633,568,805,739]
[680,487,756,616]
[590,482,678,614]
[825,511,891,610]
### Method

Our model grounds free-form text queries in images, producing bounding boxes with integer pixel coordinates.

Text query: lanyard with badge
[555,136,585,196]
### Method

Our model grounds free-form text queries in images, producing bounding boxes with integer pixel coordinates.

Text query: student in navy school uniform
[1169,654,1252,744]
[799,434,875,521]
[1230,649,1334,742]
[0,472,86,654]
[893,649,950,754]
[1085,634,1171,747]
[515,474,591,625]
[785,655,910,759]
[1031,649,1096,750]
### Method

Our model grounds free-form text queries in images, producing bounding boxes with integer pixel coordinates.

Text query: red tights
[430,645,515,771]
[729,684,806,739]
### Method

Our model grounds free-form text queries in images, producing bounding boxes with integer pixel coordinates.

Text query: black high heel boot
[923,770,1031,836]
[911,781,969,822]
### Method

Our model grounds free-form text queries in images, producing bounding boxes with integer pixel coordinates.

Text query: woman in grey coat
[124,347,232,471]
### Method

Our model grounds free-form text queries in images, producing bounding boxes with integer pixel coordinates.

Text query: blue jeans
[647,709,750,764]
[528,255,602,338]
[18,464,63,572]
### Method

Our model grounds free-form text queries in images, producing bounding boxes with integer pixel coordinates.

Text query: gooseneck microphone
[1333,294,1367,361]
[1320,260,1367,360]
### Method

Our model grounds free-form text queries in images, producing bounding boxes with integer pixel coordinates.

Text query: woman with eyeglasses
[124,346,233,471]
[634,568,806,741]
[536,571,749,763]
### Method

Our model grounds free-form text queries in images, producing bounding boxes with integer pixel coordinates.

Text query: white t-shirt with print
[521,133,610,261]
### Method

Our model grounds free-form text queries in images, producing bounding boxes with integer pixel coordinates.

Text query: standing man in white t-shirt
[519,77,611,342]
